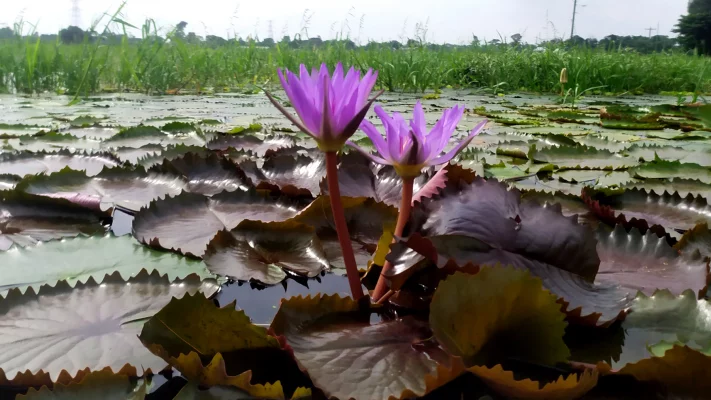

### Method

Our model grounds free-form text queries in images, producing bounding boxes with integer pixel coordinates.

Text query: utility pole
[645,27,656,37]
[570,0,578,39]
[71,0,81,27]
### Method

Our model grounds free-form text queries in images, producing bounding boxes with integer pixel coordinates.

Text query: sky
[0,0,691,44]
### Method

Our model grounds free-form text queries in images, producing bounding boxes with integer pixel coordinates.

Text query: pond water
[1,90,710,398]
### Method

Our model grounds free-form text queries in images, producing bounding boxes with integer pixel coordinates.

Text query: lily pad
[207,134,296,157]
[430,268,569,366]
[151,153,251,196]
[0,150,121,177]
[17,370,146,399]
[204,221,330,285]
[595,225,710,298]
[16,166,186,212]
[629,159,711,184]
[270,294,450,400]
[528,144,636,170]
[0,191,107,251]
[240,153,324,197]
[0,234,214,296]
[0,270,219,380]
[133,190,304,257]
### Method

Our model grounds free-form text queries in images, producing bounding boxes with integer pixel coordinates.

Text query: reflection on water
[110,208,353,325]
[216,273,352,325]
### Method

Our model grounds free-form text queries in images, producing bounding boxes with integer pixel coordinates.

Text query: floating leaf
[240,153,324,197]
[0,270,219,379]
[270,294,450,400]
[133,190,304,257]
[151,153,251,196]
[16,166,186,212]
[598,345,711,397]
[104,125,203,149]
[468,365,597,400]
[207,134,296,157]
[430,268,569,366]
[136,144,210,168]
[161,121,198,134]
[204,221,330,285]
[0,234,214,296]
[620,178,711,202]
[0,191,107,251]
[389,234,633,326]
[528,144,636,170]
[616,290,711,367]
[0,174,20,190]
[17,370,145,400]
[0,150,121,177]
[410,177,599,281]
[595,225,710,297]
[629,159,711,184]
[112,144,164,164]
[587,187,711,236]
[675,223,711,260]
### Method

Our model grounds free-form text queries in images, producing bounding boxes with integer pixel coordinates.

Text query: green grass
[1,31,710,97]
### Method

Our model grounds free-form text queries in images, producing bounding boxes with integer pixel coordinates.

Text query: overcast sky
[0,0,690,44]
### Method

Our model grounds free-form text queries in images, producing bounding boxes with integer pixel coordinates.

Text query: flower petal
[360,119,391,160]
[345,140,391,165]
[264,89,319,141]
[429,119,487,165]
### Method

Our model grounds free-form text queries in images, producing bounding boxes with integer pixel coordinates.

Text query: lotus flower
[348,101,487,178]
[265,62,381,152]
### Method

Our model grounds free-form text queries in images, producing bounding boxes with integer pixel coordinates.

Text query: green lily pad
[629,159,711,185]
[0,150,121,177]
[0,270,219,380]
[528,144,636,170]
[430,268,569,366]
[0,234,215,296]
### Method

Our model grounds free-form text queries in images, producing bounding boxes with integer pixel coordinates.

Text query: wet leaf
[240,153,324,197]
[0,150,121,177]
[105,125,204,149]
[468,365,597,400]
[675,223,711,260]
[16,166,186,212]
[629,159,711,184]
[619,178,711,202]
[136,144,210,168]
[17,370,145,399]
[270,294,450,400]
[587,188,711,236]
[625,143,711,167]
[410,177,600,281]
[207,134,296,157]
[0,234,214,296]
[151,153,251,196]
[430,268,569,366]
[204,221,330,285]
[161,121,198,134]
[598,345,711,397]
[0,270,219,379]
[595,225,710,297]
[616,290,711,367]
[140,292,279,357]
[528,144,636,170]
[389,234,634,326]
[0,174,20,190]
[133,190,304,257]
[155,353,290,399]
[0,191,107,251]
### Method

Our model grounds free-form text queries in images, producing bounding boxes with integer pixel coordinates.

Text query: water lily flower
[265,62,383,302]
[347,101,487,178]
[265,62,382,152]
[348,101,486,302]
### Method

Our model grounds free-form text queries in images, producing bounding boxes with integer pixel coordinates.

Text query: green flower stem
[372,177,414,302]
[325,151,364,301]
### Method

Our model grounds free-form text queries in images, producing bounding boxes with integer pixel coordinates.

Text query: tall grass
[0,28,709,96]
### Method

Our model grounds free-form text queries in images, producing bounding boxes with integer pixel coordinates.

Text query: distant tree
[674,0,711,54]
[185,32,203,43]
[175,21,188,39]
[0,27,13,39]
[510,33,522,45]
[471,35,480,46]
[260,37,275,47]
[205,35,226,47]
[59,26,86,44]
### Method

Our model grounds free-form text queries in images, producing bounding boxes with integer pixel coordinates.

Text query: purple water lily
[265,62,382,152]
[348,101,487,178]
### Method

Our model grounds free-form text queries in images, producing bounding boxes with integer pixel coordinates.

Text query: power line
[645,26,656,37]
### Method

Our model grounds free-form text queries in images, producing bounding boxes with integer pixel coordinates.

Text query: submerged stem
[325,151,364,301]
[372,177,414,302]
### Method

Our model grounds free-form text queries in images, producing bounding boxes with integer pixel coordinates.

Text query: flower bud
[560,68,568,84]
